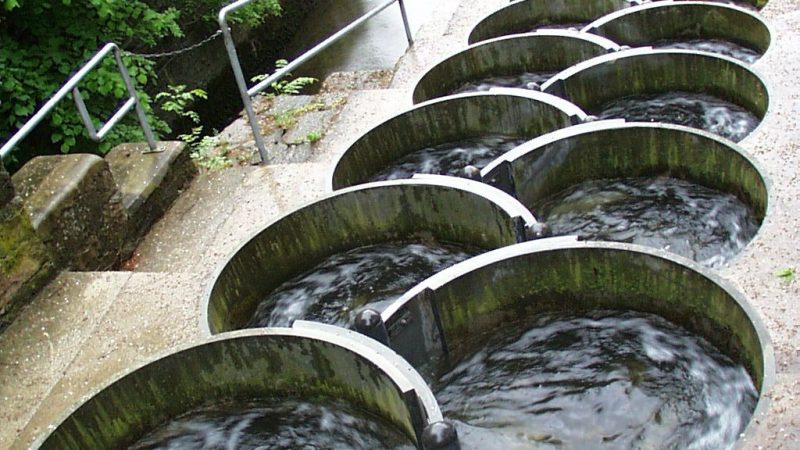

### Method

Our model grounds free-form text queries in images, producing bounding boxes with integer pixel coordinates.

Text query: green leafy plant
[0,0,281,158]
[774,267,796,285]
[305,130,323,143]
[252,59,318,96]
[156,85,208,125]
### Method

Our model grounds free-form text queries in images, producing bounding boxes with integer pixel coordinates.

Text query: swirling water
[536,177,759,268]
[128,398,414,450]
[655,39,761,64]
[249,241,476,328]
[598,91,759,142]
[436,310,757,450]
[371,135,529,181]
[449,71,557,95]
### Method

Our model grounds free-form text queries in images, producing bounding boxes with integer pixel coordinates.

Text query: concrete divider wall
[412,32,619,104]
[415,243,770,393]
[206,181,528,333]
[37,330,427,449]
[585,2,771,54]
[467,0,631,44]
[488,123,768,222]
[331,92,579,190]
[543,49,769,119]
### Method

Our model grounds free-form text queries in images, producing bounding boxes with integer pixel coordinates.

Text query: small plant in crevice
[774,267,796,285]
[305,130,323,143]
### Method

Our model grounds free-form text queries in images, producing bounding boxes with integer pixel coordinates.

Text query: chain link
[123,29,223,59]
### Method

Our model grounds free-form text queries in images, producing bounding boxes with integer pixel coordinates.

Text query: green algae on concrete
[0,198,57,332]
[34,327,436,449]
[483,122,768,225]
[412,31,619,104]
[12,154,127,271]
[331,91,582,190]
[205,178,532,334]
[585,1,771,55]
[388,241,772,399]
[542,48,769,119]
[467,0,631,44]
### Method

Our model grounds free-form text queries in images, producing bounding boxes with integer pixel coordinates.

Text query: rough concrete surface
[0,0,799,448]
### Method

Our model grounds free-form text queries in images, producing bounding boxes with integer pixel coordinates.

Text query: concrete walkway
[1,0,798,448]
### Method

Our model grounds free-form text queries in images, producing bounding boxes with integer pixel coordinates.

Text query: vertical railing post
[114,47,158,152]
[397,0,414,46]
[218,5,270,164]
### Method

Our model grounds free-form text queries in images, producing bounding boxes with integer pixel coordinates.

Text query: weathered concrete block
[12,154,127,271]
[0,160,13,208]
[0,198,57,332]
[105,141,197,253]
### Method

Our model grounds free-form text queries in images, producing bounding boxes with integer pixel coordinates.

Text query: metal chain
[123,29,223,59]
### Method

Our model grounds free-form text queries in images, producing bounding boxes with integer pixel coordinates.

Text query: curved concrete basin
[540,48,768,141]
[412,31,620,104]
[467,0,633,45]
[206,176,540,334]
[331,90,585,190]
[584,1,770,63]
[382,239,774,444]
[482,120,768,229]
[34,323,443,449]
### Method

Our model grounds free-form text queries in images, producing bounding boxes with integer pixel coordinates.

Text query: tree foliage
[0,0,280,156]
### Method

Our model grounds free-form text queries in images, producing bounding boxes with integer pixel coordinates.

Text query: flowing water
[536,177,759,268]
[533,22,589,31]
[371,135,529,181]
[655,39,761,64]
[436,310,757,450]
[128,398,414,450]
[449,72,557,95]
[597,91,759,142]
[248,241,477,328]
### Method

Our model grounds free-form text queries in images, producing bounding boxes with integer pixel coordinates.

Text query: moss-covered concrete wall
[37,332,420,449]
[588,2,771,53]
[412,33,617,104]
[332,93,575,190]
[207,182,523,333]
[545,50,769,119]
[12,154,127,271]
[429,244,767,391]
[0,197,57,332]
[467,0,630,44]
[497,123,767,223]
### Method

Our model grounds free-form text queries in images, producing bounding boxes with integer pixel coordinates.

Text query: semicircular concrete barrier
[540,48,769,141]
[381,239,774,444]
[206,176,541,334]
[584,1,771,63]
[331,90,586,190]
[482,120,768,228]
[468,0,632,45]
[33,323,443,449]
[412,31,620,104]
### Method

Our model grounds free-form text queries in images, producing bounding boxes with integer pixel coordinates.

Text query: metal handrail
[0,43,158,160]
[219,0,414,164]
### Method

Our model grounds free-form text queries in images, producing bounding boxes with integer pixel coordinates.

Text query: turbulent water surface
[249,241,476,328]
[128,398,414,450]
[536,176,759,268]
[371,135,529,181]
[436,310,757,450]
[449,71,557,95]
[655,39,761,64]
[598,91,759,142]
